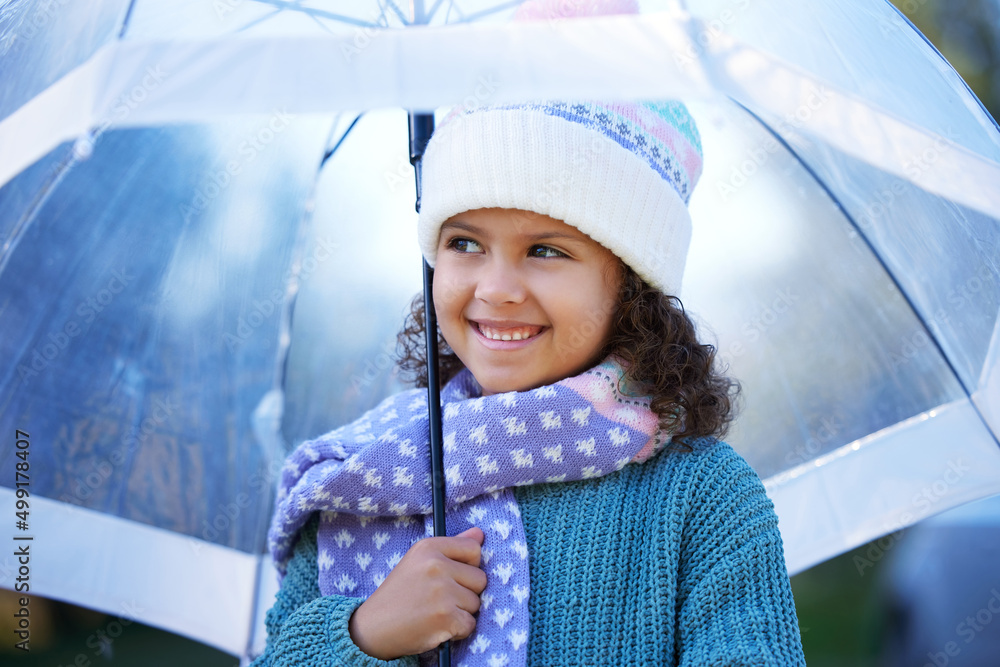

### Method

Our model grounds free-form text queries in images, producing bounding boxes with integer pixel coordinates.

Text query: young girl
[252,96,806,666]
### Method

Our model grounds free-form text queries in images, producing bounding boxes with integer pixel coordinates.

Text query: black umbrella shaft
[408,112,443,537]
[409,111,451,667]
[420,261,447,540]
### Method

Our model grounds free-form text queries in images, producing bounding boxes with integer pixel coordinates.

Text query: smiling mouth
[474,322,544,341]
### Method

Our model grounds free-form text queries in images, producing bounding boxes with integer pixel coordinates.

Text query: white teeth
[478,324,537,341]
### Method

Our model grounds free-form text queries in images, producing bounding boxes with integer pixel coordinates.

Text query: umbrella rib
[384,0,412,25]
[116,0,138,38]
[426,0,446,22]
[306,10,339,36]
[320,114,363,168]
[732,99,974,399]
[245,0,389,28]
[885,1,1000,138]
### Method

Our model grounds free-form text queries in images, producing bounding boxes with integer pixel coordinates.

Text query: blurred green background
[2,0,997,664]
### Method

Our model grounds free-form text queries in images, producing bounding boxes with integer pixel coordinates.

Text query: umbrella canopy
[2,0,999,657]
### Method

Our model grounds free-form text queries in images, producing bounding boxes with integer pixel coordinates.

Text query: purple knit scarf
[268,355,664,666]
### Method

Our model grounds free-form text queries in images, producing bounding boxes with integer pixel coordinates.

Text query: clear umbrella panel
[1,0,999,657]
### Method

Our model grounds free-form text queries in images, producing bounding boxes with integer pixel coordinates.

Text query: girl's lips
[469,320,546,350]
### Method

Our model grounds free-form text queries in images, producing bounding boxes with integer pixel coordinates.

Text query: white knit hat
[416,99,704,296]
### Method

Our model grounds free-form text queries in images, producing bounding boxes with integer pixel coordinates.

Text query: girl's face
[433,208,621,396]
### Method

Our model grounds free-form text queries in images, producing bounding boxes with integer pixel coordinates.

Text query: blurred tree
[891,0,1000,121]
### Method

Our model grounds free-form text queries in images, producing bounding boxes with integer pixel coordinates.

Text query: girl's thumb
[457,526,485,544]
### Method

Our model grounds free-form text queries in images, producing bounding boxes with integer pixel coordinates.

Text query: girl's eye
[447,237,483,253]
[529,245,566,259]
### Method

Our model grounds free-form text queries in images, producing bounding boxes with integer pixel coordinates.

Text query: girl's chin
[473,371,550,397]
[468,353,608,395]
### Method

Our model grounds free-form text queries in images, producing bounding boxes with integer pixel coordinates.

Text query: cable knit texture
[251,437,806,666]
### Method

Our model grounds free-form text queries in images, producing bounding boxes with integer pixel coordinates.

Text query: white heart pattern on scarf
[269,355,664,667]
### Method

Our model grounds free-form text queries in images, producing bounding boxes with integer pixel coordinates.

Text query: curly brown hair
[394,260,741,450]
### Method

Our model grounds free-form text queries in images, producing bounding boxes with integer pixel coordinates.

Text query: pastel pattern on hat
[418,96,704,297]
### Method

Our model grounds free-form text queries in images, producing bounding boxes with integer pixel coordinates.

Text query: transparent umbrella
[1,0,999,659]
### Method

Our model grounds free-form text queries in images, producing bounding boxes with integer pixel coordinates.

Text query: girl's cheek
[433,272,464,310]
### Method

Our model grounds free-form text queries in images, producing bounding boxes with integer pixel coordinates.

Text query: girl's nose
[474,257,526,306]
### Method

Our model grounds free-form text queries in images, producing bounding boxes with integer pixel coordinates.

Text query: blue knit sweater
[251,437,805,666]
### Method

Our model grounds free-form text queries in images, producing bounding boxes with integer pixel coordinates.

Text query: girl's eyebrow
[440,220,588,245]
[524,231,587,244]
[440,220,483,236]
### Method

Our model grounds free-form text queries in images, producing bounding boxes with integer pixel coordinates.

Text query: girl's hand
[348,526,487,660]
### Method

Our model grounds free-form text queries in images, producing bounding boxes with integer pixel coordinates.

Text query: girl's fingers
[452,582,484,616]
[450,560,489,594]
[348,529,491,660]
[450,609,478,641]
[435,529,485,567]
[413,538,479,570]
